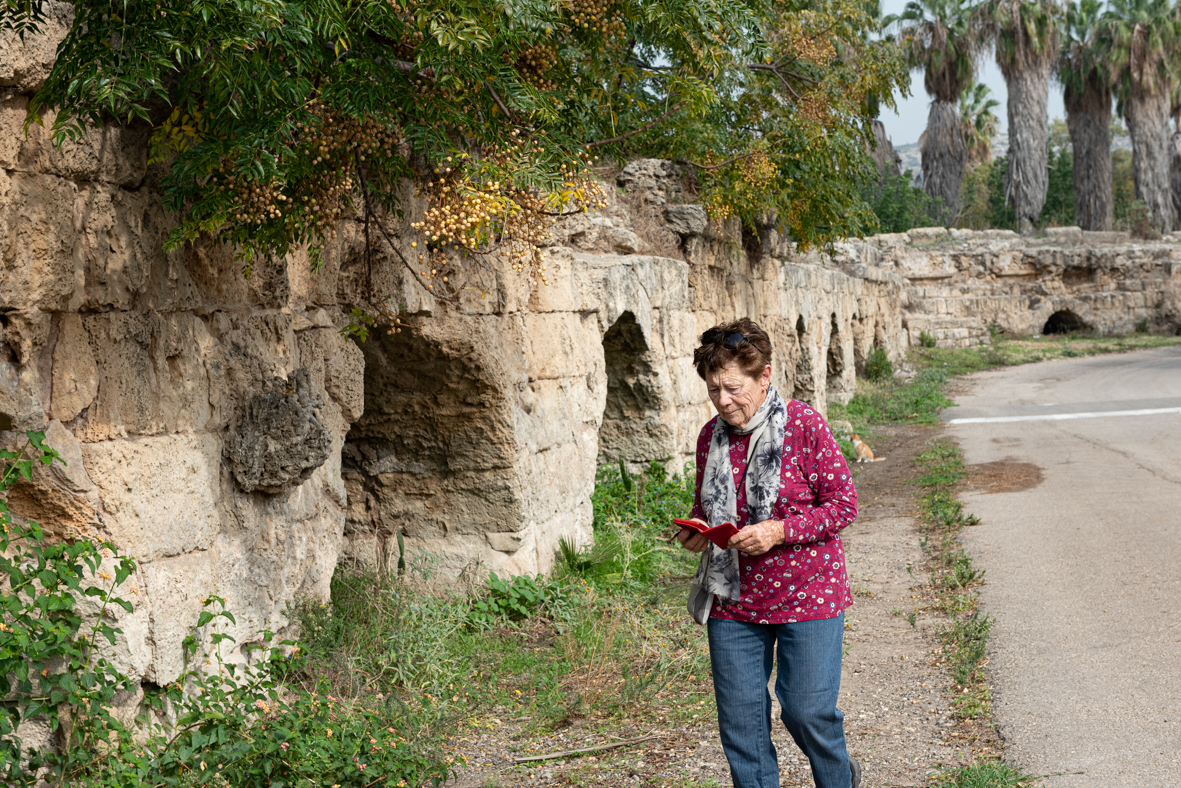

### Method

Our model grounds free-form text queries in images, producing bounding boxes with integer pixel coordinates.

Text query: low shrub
[0,431,455,788]
[863,347,893,381]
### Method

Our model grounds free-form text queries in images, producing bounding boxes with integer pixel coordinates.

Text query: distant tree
[1059,0,1113,230]
[1041,147,1077,225]
[887,0,979,224]
[1100,0,1181,232]
[976,0,1065,235]
[861,170,943,232]
[959,81,1001,163]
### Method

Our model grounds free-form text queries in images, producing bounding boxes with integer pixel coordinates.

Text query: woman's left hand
[728,519,785,556]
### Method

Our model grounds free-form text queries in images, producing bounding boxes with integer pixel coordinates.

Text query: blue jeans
[707,615,852,788]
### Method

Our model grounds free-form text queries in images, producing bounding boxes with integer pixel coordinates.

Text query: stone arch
[1043,309,1090,335]
[598,311,673,468]
[792,315,816,405]
[340,323,519,574]
[826,313,845,387]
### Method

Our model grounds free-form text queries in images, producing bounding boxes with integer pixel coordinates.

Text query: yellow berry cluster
[409,132,607,291]
[798,90,832,125]
[215,102,399,240]
[565,0,625,37]
[383,0,425,58]
[513,45,559,91]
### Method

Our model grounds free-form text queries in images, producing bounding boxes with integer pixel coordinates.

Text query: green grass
[290,461,716,770]
[930,758,1041,787]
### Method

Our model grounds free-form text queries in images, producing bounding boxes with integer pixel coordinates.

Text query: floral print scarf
[687,385,788,624]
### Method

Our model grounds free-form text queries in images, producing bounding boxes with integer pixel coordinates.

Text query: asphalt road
[944,346,1181,787]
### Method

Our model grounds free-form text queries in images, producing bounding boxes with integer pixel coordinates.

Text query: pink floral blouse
[688,399,857,624]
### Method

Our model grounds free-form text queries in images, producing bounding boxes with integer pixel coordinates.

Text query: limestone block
[523,311,599,381]
[1043,226,1083,246]
[0,170,81,311]
[83,433,221,562]
[50,314,98,422]
[140,550,217,683]
[295,328,365,424]
[78,311,165,440]
[0,2,71,92]
[79,185,169,309]
[604,226,642,254]
[906,227,949,245]
[226,369,332,494]
[0,328,47,431]
[5,420,101,540]
[486,531,525,553]
[183,238,291,310]
[663,204,709,237]
[151,313,214,433]
[528,247,580,313]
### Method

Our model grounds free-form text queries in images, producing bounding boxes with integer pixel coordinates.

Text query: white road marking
[947,407,1181,425]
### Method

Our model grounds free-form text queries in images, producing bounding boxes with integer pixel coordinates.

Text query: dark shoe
[849,755,862,788]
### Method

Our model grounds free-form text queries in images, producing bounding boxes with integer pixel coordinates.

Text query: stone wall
[1,8,907,688]
[19,4,1180,693]
[823,226,1181,347]
[336,160,908,579]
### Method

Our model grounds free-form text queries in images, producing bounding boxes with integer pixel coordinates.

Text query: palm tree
[959,81,1001,163]
[1059,0,1113,230]
[1099,0,1181,233]
[976,0,1065,235]
[887,0,979,223]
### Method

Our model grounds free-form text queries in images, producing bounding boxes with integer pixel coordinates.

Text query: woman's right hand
[676,519,710,553]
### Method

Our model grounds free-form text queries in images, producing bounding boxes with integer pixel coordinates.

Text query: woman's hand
[728,519,785,556]
[675,519,710,553]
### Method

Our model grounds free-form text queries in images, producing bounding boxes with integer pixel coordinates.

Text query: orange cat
[851,434,885,463]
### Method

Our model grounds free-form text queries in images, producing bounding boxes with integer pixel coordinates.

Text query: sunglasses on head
[701,329,748,349]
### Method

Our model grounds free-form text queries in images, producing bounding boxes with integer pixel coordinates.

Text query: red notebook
[674,518,739,550]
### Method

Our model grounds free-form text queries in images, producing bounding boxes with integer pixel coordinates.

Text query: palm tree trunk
[1171,131,1181,228]
[1126,88,1173,233]
[1064,77,1113,231]
[920,100,966,225]
[1003,60,1052,235]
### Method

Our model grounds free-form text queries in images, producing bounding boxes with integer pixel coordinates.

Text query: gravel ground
[447,424,998,788]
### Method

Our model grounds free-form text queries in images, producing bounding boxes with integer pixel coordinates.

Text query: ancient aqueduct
[4,21,1181,688]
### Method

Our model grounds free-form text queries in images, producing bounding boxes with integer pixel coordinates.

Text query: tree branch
[584,102,685,149]
[674,150,759,171]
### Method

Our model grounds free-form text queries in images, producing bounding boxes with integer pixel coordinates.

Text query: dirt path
[451,424,991,787]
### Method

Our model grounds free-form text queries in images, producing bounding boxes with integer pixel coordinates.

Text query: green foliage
[919,330,938,348]
[886,0,979,104]
[959,82,999,163]
[470,572,552,628]
[0,431,139,784]
[0,431,453,787]
[863,347,894,381]
[1111,148,1136,226]
[831,366,954,429]
[930,758,1041,788]
[860,170,942,233]
[4,0,908,292]
[1040,146,1076,227]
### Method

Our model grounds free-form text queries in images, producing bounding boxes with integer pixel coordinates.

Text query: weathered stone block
[226,369,332,495]
[50,313,98,421]
[83,433,221,562]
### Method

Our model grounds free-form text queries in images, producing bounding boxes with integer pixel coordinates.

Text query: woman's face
[706,362,772,429]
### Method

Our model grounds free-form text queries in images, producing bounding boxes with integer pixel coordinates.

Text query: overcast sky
[876,0,1067,146]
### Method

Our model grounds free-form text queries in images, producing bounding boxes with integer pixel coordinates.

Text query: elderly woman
[677,318,861,788]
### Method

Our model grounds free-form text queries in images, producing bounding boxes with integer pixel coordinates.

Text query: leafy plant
[469,572,551,628]
[863,347,894,381]
[919,330,938,348]
[0,430,454,787]
[0,431,140,784]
